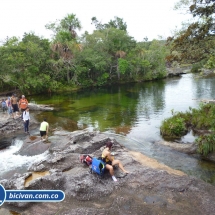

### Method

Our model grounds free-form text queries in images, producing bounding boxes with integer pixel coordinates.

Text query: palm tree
[47,14,82,83]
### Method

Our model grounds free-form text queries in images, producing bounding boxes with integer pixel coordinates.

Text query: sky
[0,0,192,42]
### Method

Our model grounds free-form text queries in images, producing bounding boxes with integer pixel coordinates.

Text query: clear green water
[30,74,212,141]
[27,73,215,184]
[30,79,169,140]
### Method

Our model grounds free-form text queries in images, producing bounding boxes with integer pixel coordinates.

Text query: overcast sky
[0,0,192,42]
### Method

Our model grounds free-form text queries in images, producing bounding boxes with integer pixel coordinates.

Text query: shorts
[101,158,112,166]
[106,160,112,165]
[12,104,19,112]
[40,130,46,137]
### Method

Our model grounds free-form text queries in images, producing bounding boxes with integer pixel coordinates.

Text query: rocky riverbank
[0,130,215,215]
[0,101,53,145]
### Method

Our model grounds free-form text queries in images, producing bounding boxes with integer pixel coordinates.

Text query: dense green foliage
[0,14,169,94]
[160,111,187,137]
[196,134,215,156]
[160,103,215,156]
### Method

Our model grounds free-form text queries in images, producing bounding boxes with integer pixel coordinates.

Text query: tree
[46,14,82,84]
[167,0,215,64]
[91,16,127,31]
[0,33,57,94]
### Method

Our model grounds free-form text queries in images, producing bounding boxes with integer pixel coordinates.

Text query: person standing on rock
[6,97,13,118]
[23,107,30,134]
[40,119,49,141]
[19,95,28,118]
[1,99,7,113]
[11,94,19,119]
[101,141,129,182]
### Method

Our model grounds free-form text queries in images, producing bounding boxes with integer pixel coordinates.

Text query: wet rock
[27,103,54,111]
[205,151,215,163]
[156,140,197,154]
[0,138,13,149]
[0,113,38,140]
[27,163,46,172]
[18,136,50,156]
[0,118,23,136]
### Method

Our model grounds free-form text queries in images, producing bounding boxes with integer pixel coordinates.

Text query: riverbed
[1,73,215,184]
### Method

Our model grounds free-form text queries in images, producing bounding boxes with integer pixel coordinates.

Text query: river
[1,73,215,184]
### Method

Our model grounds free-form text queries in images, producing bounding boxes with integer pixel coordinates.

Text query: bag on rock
[80,154,93,166]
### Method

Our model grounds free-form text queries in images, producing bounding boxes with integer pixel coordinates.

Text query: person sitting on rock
[101,141,129,182]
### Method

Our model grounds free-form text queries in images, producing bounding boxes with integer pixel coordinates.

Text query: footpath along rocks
[1,130,215,215]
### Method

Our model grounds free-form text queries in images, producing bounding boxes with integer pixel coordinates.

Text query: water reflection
[31,82,166,139]
[192,74,215,99]
[29,75,203,141]
[29,74,215,184]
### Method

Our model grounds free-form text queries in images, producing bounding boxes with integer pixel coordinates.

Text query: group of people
[1,94,49,141]
[2,94,128,181]
[1,94,28,119]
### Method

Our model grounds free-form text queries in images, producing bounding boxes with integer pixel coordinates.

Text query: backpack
[90,157,106,177]
[80,154,93,166]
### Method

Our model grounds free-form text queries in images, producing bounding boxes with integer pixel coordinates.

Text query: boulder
[0,113,39,140]
[28,103,54,111]
[156,140,197,154]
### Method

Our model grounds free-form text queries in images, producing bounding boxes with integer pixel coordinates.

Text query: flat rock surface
[0,130,215,215]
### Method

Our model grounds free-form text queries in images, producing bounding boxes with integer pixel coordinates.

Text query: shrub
[160,103,215,155]
[196,133,215,156]
[160,115,187,137]
[191,60,207,73]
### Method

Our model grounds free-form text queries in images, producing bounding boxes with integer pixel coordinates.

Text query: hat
[22,95,25,97]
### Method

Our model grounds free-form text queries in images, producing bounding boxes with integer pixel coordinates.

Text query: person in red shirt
[19,95,28,113]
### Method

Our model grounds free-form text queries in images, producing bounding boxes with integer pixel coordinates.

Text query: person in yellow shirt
[40,119,49,141]
[101,141,129,182]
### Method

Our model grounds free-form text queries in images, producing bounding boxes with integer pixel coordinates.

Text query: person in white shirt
[23,107,30,133]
